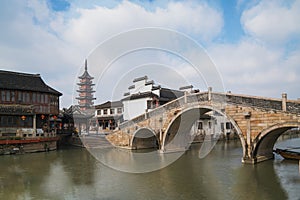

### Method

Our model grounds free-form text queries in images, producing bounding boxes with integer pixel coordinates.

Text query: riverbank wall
[0,138,58,155]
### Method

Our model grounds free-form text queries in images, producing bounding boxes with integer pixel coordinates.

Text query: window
[37,93,41,103]
[11,91,15,102]
[41,94,44,103]
[97,110,101,115]
[226,122,232,130]
[32,93,36,103]
[117,108,122,114]
[22,92,26,103]
[26,93,30,103]
[1,91,5,102]
[5,91,10,101]
[18,91,22,102]
[110,108,115,115]
[208,121,212,129]
[198,122,203,130]
[7,117,13,125]
[45,95,48,103]
[0,90,15,102]
[103,109,108,115]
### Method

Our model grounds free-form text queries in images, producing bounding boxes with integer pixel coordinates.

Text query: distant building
[122,76,184,121]
[95,101,123,130]
[0,70,62,138]
[62,105,94,135]
[76,60,96,111]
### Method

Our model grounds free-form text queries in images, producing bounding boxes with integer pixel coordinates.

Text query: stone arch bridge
[106,90,300,164]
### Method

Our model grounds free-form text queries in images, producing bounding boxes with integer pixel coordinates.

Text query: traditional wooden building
[76,60,96,111]
[0,70,62,138]
[95,101,123,130]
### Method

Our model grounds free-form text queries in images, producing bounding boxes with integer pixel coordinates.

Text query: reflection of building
[192,111,236,141]
[95,101,123,130]
[122,76,184,121]
[76,60,96,111]
[0,70,62,137]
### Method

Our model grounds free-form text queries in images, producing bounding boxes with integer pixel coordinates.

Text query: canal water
[1,136,300,200]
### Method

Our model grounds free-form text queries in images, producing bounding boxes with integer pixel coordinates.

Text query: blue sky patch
[47,0,70,12]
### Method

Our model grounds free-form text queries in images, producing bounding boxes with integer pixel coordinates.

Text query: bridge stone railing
[223,93,300,114]
[224,93,282,110]
[286,102,300,113]
[119,91,300,130]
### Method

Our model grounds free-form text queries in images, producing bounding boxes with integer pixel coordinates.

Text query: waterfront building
[122,76,184,121]
[76,60,96,111]
[0,70,62,136]
[95,101,123,130]
[0,70,62,154]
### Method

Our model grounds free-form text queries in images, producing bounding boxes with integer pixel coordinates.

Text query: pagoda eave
[77,83,95,86]
[76,97,96,100]
[76,90,96,93]
[78,75,94,80]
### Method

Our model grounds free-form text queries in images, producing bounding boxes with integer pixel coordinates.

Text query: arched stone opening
[161,106,245,156]
[252,122,300,162]
[131,128,158,150]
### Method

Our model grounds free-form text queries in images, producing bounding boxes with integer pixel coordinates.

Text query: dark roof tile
[0,70,62,96]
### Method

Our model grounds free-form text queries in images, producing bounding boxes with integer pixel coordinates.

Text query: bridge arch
[131,127,159,150]
[161,105,246,158]
[252,122,300,161]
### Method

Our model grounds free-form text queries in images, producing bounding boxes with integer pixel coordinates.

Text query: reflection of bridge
[106,89,300,164]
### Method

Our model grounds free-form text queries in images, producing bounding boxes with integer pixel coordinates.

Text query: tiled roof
[0,70,62,95]
[121,88,184,102]
[78,70,94,79]
[95,101,123,109]
[160,88,184,100]
[122,92,159,101]
[78,60,94,79]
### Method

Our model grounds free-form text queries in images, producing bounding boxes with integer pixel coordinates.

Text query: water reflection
[0,138,300,199]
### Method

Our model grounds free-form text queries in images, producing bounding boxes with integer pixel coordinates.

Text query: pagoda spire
[76,59,96,111]
[85,59,87,71]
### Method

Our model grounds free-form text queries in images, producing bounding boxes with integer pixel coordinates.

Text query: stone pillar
[282,93,287,112]
[208,87,212,101]
[244,111,252,159]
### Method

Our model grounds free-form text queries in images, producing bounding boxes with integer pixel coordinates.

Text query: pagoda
[76,59,96,111]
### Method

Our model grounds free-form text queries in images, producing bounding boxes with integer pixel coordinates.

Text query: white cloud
[1,0,299,107]
[206,0,300,99]
[209,37,300,98]
[241,0,300,45]
[61,1,223,50]
[0,1,224,107]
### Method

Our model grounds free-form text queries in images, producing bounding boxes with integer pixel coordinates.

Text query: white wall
[123,97,151,121]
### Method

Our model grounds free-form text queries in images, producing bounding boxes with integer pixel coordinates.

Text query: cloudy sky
[0,0,299,108]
